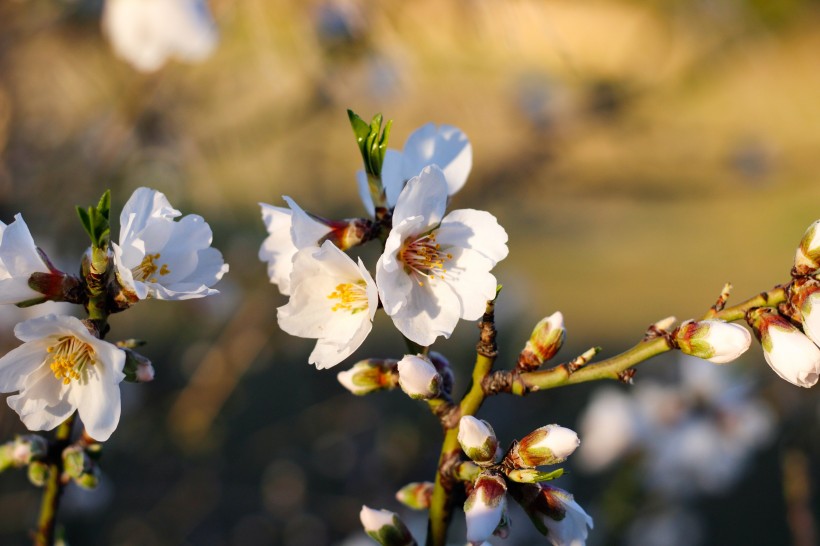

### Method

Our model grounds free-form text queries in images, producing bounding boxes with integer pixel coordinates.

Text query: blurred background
[0,0,818,544]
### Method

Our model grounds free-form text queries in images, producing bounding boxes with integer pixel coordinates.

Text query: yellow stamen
[133,253,172,283]
[47,336,96,385]
[399,231,453,286]
[327,281,369,313]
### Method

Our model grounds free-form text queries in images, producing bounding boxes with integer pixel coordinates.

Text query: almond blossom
[102,0,218,72]
[376,166,508,346]
[357,123,472,216]
[0,214,51,305]
[258,198,336,296]
[277,241,378,369]
[0,315,125,442]
[112,187,228,301]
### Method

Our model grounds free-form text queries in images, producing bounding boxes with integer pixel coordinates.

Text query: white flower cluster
[0,188,227,441]
[260,124,508,369]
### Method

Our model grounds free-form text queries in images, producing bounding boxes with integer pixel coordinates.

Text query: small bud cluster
[455,416,591,546]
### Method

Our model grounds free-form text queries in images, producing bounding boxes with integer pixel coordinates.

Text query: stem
[33,415,76,546]
[426,298,498,546]
[513,285,787,394]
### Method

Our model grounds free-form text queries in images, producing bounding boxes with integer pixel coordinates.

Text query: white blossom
[0,315,126,441]
[0,214,50,305]
[102,0,218,72]
[258,198,336,296]
[112,187,228,301]
[358,123,472,216]
[376,166,508,346]
[277,241,378,369]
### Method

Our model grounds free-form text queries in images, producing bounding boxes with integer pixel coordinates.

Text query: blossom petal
[259,203,298,295]
[356,170,376,218]
[381,149,406,207]
[75,358,123,442]
[282,196,333,249]
[8,365,73,432]
[0,342,47,392]
[0,214,47,277]
[391,166,448,229]
[437,209,509,264]
[402,123,472,196]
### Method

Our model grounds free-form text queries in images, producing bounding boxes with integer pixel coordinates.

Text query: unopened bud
[674,319,752,364]
[27,461,50,487]
[506,425,580,468]
[359,505,416,546]
[464,473,507,545]
[74,468,100,490]
[458,416,499,466]
[12,435,47,466]
[518,312,565,371]
[0,443,13,472]
[122,348,155,383]
[397,355,441,400]
[509,482,593,542]
[748,308,820,388]
[337,359,398,395]
[794,219,820,274]
[395,481,434,510]
[62,446,92,479]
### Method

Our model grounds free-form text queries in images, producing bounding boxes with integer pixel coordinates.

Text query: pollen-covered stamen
[132,253,172,283]
[399,231,453,286]
[327,281,369,313]
[47,336,96,385]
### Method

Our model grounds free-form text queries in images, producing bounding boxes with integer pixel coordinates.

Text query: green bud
[62,446,91,479]
[518,312,565,371]
[27,461,50,487]
[506,468,564,484]
[76,190,111,249]
[74,469,100,490]
[395,481,434,510]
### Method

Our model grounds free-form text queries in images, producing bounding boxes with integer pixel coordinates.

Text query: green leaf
[76,191,112,249]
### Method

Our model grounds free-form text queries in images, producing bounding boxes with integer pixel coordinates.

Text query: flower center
[47,336,96,385]
[327,281,369,313]
[133,253,171,283]
[399,232,453,286]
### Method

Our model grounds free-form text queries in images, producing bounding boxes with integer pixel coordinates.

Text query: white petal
[437,209,509,264]
[0,214,47,277]
[75,359,123,442]
[13,314,86,342]
[765,328,820,387]
[381,149,406,207]
[388,279,462,346]
[402,123,472,196]
[8,365,73,432]
[259,203,298,295]
[391,166,448,228]
[119,187,179,248]
[283,196,333,249]
[0,342,47,392]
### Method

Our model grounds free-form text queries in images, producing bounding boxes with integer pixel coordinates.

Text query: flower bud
[674,319,752,364]
[74,468,100,490]
[359,505,416,546]
[794,219,820,273]
[62,446,92,479]
[337,359,399,396]
[798,289,820,347]
[458,416,499,465]
[518,312,565,371]
[122,348,155,383]
[464,473,507,545]
[397,355,441,400]
[12,435,48,466]
[510,482,593,543]
[506,425,580,468]
[27,461,50,487]
[395,481,434,510]
[748,308,820,388]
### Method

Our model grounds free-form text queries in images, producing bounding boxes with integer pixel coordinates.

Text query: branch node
[618,369,636,384]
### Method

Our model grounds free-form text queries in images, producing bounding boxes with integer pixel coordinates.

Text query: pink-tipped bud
[359,506,416,546]
[395,481,434,510]
[674,319,752,364]
[464,473,507,545]
[337,359,399,396]
[11,435,47,466]
[458,416,499,466]
[748,308,820,388]
[518,312,565,371]
[397,355,441,400]
[507,425,580,468]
